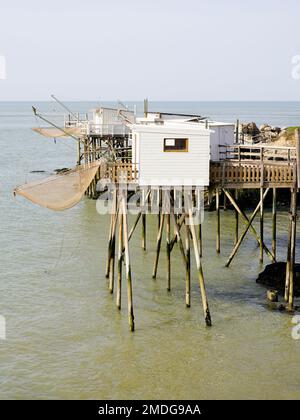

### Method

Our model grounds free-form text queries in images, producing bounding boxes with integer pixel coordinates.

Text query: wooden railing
[106,163,139,183]
[210,161,296,188]
[219,144,296,163]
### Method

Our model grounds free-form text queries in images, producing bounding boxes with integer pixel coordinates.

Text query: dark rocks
[54,168,70,174]
[240,122,282,143]
[256,262,300,297]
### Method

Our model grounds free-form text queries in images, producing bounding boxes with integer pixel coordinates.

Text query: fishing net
[14,160,107,211]
[32,126,82,138]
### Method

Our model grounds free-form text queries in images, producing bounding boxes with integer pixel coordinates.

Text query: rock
[267,289,278,302]
[264,125,272,132]
[54,168,70,174]
[256,262,300,297]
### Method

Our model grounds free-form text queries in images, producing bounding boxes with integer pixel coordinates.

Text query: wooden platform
[210,161,296,188]
[102,144,298,189]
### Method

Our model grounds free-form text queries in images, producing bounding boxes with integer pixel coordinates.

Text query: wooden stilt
[187,209,212,326]
[77,139,81,166]
[185,220,191,308]
[222,188,274,263]
[142,214,146,251]
[109,199,118,294]
[166,213,171,291]
[116,209,123,310]
[225,188,270,267]
[198,223,203,258]
[272,188,277,260]
[285,194,292,302]
[285,187,297,308]
[223,192,227,211]
[152,212,165,279]
[121,193,135,332]
[234,189,239,245]
[260,187,264,263]
[216,188,220,253]
[105,211,114,278]
[106,190,118,279]
[170,214,185,251]
[170,209,187,267]
[288,188,297,311]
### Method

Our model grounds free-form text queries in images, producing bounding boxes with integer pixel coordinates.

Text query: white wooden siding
[210,125,234,161]
[138,131,210,186]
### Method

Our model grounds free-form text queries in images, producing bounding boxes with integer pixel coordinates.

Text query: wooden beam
[222,188,274,262]
[272,188,277,260]
[216,188,220,253]
[296,129,300,189]
[187,209,212,327]
[121,193,135,332]
[225,188,270,267]
[152,213,165,279]
[116,209,123,310]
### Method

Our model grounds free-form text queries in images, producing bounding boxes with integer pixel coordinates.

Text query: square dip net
[14,160,106,211]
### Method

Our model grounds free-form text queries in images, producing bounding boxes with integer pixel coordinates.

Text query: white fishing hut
[131,115,235,187]
[89,107,135,136]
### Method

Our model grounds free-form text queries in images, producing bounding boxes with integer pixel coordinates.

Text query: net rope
[14,160,106,211]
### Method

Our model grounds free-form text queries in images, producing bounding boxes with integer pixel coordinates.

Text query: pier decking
[100,144,298,189]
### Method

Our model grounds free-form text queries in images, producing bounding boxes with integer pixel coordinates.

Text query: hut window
[163,138,188,152]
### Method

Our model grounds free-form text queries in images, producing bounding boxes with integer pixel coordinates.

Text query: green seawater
[0,102,299,399]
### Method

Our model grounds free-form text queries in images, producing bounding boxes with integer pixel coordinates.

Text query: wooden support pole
[170,214,185,251]
[185,221,191,308]
[116,210,123,310]
[222,188,274,263]
[141,189,147,251]
[285,194,292,302]
[260,187,264,263]
[152,213,165,279]
[187,210,212,326]
[216,188,220,253]
[109,199,118,294]
[105,211,114,278]
[272,188,277,260]
[77,140,81,166]
[166,213,171,291]
[106,190,118,278]
[170,210,187,267]
[142,214,146,251]
[285,188,297,308]
[121,194,135,332]
[288,188,297,311]
[198,223,203,258]
[234,190,239,245]
[223,192,227,211]
[225,188,270,267]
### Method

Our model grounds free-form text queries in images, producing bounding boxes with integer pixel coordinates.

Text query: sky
[0,0,300,101]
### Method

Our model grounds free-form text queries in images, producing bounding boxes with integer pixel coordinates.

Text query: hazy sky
[0,0,300,101]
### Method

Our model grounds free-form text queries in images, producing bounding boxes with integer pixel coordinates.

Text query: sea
[0,101,300,399]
